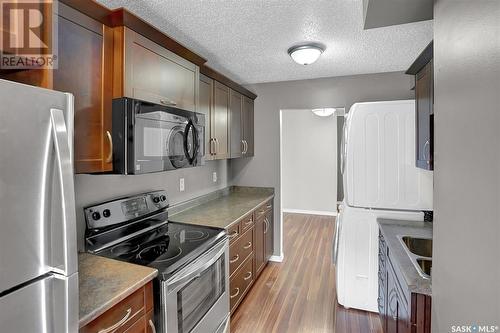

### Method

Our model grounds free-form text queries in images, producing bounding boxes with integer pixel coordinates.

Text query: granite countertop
[377,219,433,296]
[170,187,274,229]
[78,253,158,328]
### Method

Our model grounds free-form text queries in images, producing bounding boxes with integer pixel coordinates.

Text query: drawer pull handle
[148,319,157,333]
[266,205,272,209]
[244,219,253,226]
[98,308,131,333]
[230,287,240,299]
[229,231,239,240]
[243,272,252,281]
[243,242,252,249]
[230,254,240,264]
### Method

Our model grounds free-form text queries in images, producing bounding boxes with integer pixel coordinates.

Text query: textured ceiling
[97,0,433,84]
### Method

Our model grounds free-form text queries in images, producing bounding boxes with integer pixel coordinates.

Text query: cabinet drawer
[240,213,254,233]
[81,287,145,333]
[255,200,273,220]
[229,227,254,276]
[229,256,254,313]
[227,222,240,244]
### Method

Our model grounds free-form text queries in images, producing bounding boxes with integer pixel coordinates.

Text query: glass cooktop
[95,221,226,280]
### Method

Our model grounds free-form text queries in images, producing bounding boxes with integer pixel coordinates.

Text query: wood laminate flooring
[230,213,383,333]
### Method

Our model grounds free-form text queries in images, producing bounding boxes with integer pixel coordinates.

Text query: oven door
[163,239,229,333]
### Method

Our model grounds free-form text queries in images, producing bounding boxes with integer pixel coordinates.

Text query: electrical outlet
[179,178,185,192]
[212,172,217,183]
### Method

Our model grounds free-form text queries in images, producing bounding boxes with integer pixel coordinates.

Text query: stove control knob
[92,212,101,220]
[160,195,166,202]
[153,196,160,204]
[103,209,111,218]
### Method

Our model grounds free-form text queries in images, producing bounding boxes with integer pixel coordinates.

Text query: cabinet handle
[230,254,240,264]
[243,140,248,154]
[264,218,269,234]
[105,131,113,163]
[266,204,272,209]
[423,140,430,161]
[148,319,157,333]
[160,99,177,106]
[243,242,252,249]
[243,271,252,280]
[98,308,131,333]
[228,230,238,240]
[230,287,240,299]
[244,219,253,227]
[241,140,245,154]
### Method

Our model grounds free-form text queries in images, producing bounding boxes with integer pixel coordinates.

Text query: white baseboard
[269,254,284,262]
[282,208,337,217]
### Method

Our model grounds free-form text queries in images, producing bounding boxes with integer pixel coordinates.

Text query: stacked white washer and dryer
[333,100,433,312]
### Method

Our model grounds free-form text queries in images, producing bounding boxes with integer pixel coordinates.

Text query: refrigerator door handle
[50,108,78,276]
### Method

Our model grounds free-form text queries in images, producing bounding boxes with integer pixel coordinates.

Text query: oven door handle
[167,238,228,290]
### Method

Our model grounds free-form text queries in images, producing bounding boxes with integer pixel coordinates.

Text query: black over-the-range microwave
[111,98,205,174]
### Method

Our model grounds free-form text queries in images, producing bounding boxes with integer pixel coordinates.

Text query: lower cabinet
[378,232,431,333]
[80,281,155,333]
[228,198,274,314]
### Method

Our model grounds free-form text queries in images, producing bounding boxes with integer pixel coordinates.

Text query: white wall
[281,109,337,214]
[432,0,500,330]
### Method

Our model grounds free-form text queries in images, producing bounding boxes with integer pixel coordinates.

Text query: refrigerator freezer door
[0,272,78,333]
[344,100,433,211]
[0,80,77,293]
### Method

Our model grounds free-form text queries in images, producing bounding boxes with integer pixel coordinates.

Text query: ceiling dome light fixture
[312,108,336,117]
[288,43,325,65]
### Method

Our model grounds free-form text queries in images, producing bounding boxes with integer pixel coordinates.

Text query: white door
[344,100,433,211]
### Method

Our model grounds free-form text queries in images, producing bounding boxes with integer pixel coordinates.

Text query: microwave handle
[183,119,199,164]
[167,238,227,290]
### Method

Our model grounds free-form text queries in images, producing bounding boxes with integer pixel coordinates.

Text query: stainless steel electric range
[84,191,230,333]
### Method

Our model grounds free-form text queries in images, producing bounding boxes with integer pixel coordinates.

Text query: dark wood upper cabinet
[229,89,243,158]
[407,41,433,170]
[54,4,114,173]
[113,27,199,112]
[242,96,255,157]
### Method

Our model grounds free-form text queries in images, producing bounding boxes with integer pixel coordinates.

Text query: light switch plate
[212,172,217,183]
[179,178,185,192]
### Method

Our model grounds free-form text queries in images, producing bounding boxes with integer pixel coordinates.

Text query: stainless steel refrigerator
[0,79,78,332]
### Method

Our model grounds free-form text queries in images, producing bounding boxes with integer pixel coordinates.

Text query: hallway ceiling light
[288,43,325,65]
[312,108,336,117]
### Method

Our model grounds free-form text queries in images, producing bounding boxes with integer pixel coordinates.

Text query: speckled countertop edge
[79,253,158,328]
[169,186,275,229]
[377,219,433,296]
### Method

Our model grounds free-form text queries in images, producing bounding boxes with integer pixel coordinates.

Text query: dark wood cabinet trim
[405,41,433,75]
[201,64,257,100]
[59,0,257,100]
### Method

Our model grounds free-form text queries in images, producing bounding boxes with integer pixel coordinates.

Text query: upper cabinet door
[229,89,243,158]
[199,74,214,160]
[116,28,199,112]
[54,4,113,173]
[242,96,254,157]
[213,81,230,159]
[415,60,433,170]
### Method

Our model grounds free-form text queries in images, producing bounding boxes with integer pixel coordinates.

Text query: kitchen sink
[417,258,432,278]
[401,236,433,258]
